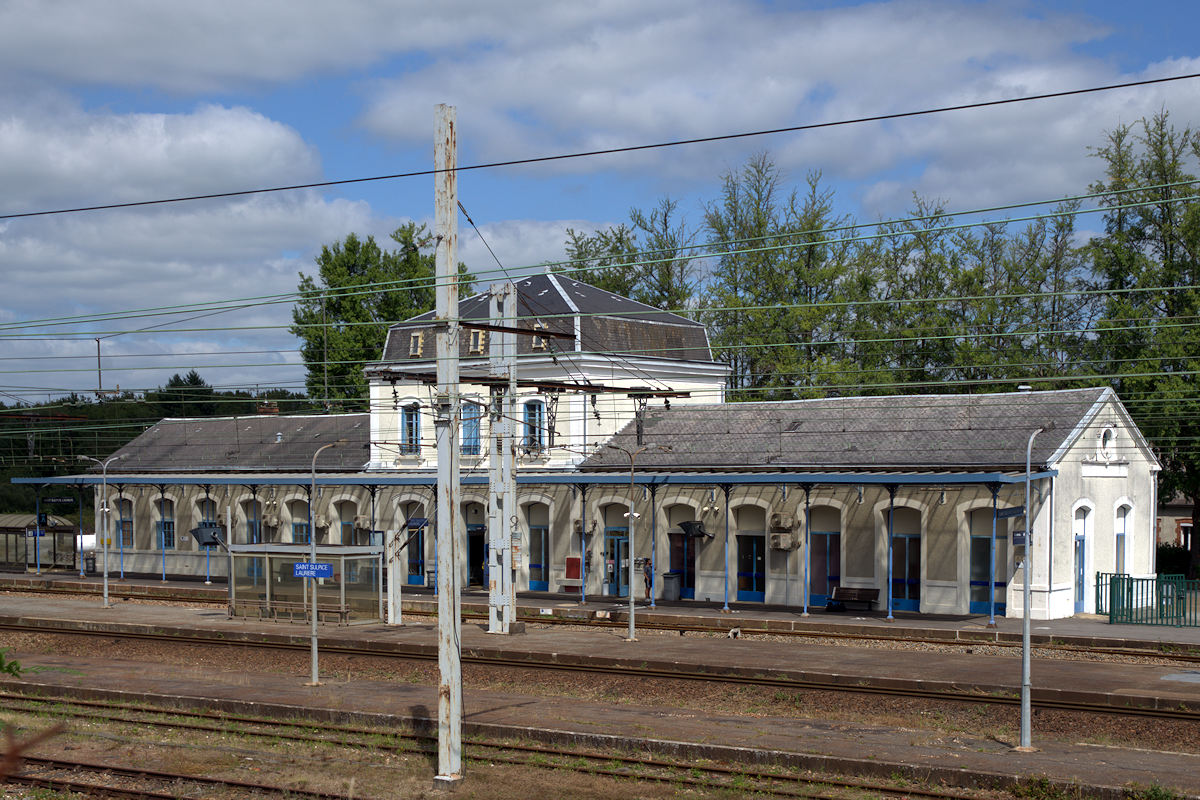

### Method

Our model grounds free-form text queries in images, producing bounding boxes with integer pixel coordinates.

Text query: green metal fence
[1099,572,1199,627]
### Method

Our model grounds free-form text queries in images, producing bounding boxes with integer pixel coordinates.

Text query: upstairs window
[400,404,420,455]
[523,400,545,453]
[468,328,487,354]
[462,402,482,456]
[408,331,424,357]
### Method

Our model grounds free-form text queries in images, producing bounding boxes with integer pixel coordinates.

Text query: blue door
[669,532,697,599]
[528,525,549,591]
[468,525,486,587]
[1074,535,1086,613]
[808,531,841,606]
[604,528,629,597]
[891,534,921,612]
[736,534,766,602]
[406,526,425,586]
[969,535,1006,615]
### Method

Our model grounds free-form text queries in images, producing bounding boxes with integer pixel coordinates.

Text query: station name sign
[294,562,333,579]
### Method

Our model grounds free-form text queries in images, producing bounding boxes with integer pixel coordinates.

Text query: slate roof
[93,414,371,474]
[373,272,713,364]
[579,387,1123,472]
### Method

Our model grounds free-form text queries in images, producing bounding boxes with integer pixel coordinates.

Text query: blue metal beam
[17,468,1058,488]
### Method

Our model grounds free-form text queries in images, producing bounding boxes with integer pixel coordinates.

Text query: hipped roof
[580,387,1131,472]
[95,414,371,473]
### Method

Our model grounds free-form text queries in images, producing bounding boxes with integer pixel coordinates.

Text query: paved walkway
[6,571,1200,651]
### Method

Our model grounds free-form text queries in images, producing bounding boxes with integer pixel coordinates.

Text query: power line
[3,175,1193,338]
[3,71,1198,222]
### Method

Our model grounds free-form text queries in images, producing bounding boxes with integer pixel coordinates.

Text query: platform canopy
[15,468,1055,489]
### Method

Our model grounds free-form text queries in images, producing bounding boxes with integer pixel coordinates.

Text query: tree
[1089,111,1200,571]
[151,370,216,417]
[558,224,641,298]
[290,224,473,410]
[702,155,859,400]
[628,197,698,312]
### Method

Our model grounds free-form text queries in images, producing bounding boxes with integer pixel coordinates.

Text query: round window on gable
[1099,425,1116,460]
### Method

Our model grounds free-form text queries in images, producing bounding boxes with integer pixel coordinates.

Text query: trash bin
[84,553,96,575]
[661,571,681,602]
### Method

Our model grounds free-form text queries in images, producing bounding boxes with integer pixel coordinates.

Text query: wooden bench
[829,586,879,612]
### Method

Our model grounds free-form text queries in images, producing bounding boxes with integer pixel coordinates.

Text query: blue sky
[1,0,1198,400]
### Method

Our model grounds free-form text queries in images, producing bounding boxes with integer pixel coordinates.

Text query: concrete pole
[487,282,516,634]
[502,296,517,626]
[433,103,464,789]
[387,525,402,625]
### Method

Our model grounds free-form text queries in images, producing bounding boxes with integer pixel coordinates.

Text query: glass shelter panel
[228,544,383,624]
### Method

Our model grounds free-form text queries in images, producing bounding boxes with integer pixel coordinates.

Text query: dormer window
[468,329,486,355]
[531,321,548,351]
[408,331,424,357]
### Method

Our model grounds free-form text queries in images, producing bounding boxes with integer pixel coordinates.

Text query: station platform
[2,572,1200,797]
[4,569,1200,653]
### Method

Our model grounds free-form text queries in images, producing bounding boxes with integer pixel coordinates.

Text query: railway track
[2,690,1006,799]
[10,753,356,799]
[6,582,1200,664]
[2,618,1197,722]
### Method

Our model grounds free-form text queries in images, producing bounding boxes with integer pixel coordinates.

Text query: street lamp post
[308,441,340,686]
[79,454,126,608]
[607,443,668,642]
[1018,427,1044,751]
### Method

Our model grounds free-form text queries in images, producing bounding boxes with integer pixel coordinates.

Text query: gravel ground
[4,627,1197,756]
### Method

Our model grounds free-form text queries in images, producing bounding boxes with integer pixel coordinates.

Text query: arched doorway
[888,506,921,612]
[735,506,766,602]
[525,502,550,591]
[464,501,487,587]
[968,507,1007,615]
[601,503,629,597]
[666,504,698,599]
[808,505,841,606]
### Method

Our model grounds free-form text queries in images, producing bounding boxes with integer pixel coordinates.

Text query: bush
[0,648,24,678]
[1156,544,1194,578]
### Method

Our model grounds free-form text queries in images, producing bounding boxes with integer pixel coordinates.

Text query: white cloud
[0,0,659,93]
[0,190,379,396]
[0,99,320,215]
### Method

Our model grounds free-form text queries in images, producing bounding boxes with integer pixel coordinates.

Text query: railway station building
[22,274,1160,620]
